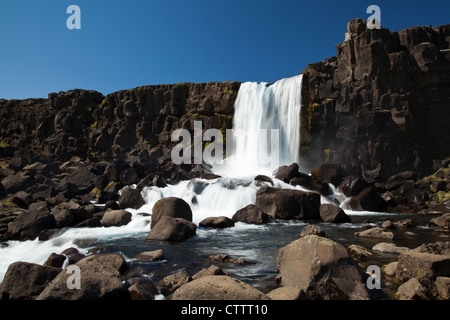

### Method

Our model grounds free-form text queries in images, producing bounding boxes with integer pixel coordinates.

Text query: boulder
[43,253,67,268]
[273,163,300,183]
[319,204,351,223]
[150,197,193,228]
[199,216,235,229]
[172,275,269,300]
[383,262,398,277]
[411,241,450,256]
[117,186,145,210]
[395,251,450,281]
[385,171,418,191]
[355,227,394,240]
[338,175,368,197]
[0,262,61,300]
[135,249,165,261]
[11,191,33,208]
[276,235,369,300]
[51,208,74,229]
[146,216,196,242]
[192,265,226,280]
[372,242,410,254]
[311,164,345,187]
[232,204,270,225]
[36,253,130,300]
[255,186,320,220]
[300,224,326,237]
[5,202,56,240]
[429,213,450,228]
[347,186,385,212]
[1,172,35,195]
[290,173,332,196]
[207,254,250,265]
[66,166,96,193]
[396,278,428,300]
[254,175,273,186]
[347,244,373,260]
[157,270,191,296]
[128,278,157,300]
[100,210,132,227]
[267,287,306,300]
[435,277,450,300]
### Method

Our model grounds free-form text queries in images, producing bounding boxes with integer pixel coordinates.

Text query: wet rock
[232,204,270,225]
[199,216,235,229]
[5,202,56,240]
[355,227,394,240]
[276,235,369,300]
[273,163,300,183]
[172,275,269,300]
[51,208,74,229]
[411,241,450,256]
[311,164,345,187]
[37,253,130,300]
[429,213,450,228]
[135,249,165,261]
[347,187,385,212]
[150,197,193,228]
[339,175,368,197]
[43,253,67,268]
[146,216,196,242]
[100,210,132,227]
[393,219,415,229]
[0,262,61,300]
[117,186,145,210]
[254,175,273,186]
[207,254,251,265]
[256,186,321,220]
[75,216,102,228]
[319,204,351,223]
[300,224,325,237]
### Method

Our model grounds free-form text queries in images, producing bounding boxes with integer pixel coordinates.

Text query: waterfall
[214,74,303,177]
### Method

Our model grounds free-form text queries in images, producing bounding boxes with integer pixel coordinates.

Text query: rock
[347,187,385,212]
[192,265,226,280]
[51,208,74,229]
[347,244,373,260]
[135,249,165,261]
[339,175,368,197]
[254,175,273,186]
[146,216,196,242]
[157,270,191,296]
[232,204,270,225]
[355,227,394,240]
[273,163,300,183]
[172,275,269,300]
[117,186,145,210]
[152,175,166,188]
[347,18,366,35]
[0,262,61,300]
[150,197,193,228]
[385,171,418,191]
[393,219,415,229]
[383,262,398,277]
[267,287,306,300]
[100,210,132,227]
[435,277,450,300]
[300,224,326,237]
[396,278,428,300]
[66,166,95,193]
[11,191,33,208]
[290,174,332,196]
[319,204,351,223]
[395,251,450,282]
[381,220,395,229]
[128,278,157,300]
[43,253,67,268]
[75,216,102,228]
[411,241,450,256]
[276,235,369,300]
[61,247,85,264]
[36,253,130,300]
[1,172,35,195]
[255,186,321,220]
[207,254,251,265]
[372,242,410,254]
[5,202,56,240]
[429,213,450,228]
[199,216,234,229]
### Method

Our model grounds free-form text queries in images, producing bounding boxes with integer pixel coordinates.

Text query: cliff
[300,19,450,181]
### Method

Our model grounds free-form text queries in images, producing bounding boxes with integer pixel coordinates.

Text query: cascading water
[214,74,303,177]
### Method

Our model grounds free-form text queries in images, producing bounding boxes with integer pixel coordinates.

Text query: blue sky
[0,0,449,99]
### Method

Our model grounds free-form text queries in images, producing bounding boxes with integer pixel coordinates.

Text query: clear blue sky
[0,0,449,99]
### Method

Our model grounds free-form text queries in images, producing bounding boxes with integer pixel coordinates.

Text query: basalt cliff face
[301,19,450,181]
[1,20,449,183]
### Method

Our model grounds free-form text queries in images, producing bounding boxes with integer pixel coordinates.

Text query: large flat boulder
[395,251,450,282]
[276,235,369,300]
